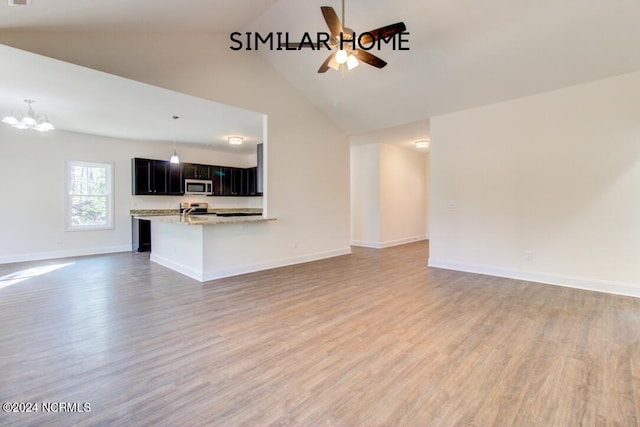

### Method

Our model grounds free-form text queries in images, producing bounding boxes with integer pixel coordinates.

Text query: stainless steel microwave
[184,179,213,195]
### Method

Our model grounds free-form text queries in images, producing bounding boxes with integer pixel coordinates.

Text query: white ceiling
[0,0,277,33]
[0,44,264,153]
[1,0,640,138]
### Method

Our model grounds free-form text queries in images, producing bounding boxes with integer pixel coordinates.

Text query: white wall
[0,126,260,263]
[350,142,428,248]
[430,71,640,297]
[0,33,351,271]
[350,143,381,246]
[380,143,428,246]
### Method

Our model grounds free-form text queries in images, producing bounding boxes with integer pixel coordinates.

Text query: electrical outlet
[524,251,533,261]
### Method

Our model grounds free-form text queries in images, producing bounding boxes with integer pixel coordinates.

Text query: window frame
[65,160,114,232]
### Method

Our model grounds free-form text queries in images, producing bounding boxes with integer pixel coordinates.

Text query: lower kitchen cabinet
[132,218,151,252]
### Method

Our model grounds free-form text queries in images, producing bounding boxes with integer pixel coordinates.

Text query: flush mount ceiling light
[228,136,244,145]
[2,99,55,132]
[415,140,430,149]
[8,0,31,6]
[170,115,180,164]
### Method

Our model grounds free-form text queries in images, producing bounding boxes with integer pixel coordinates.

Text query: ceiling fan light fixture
[335,49,348,64]
[328,56,340,71]
[346,54,359,70]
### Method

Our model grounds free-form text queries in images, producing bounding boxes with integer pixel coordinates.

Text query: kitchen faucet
[181,207,195,219]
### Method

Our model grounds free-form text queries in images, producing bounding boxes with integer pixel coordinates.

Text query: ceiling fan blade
[358,22,407,45]
[277,43,322,49]
[353,49,387,69]
[318,51,337,73]
[321,6,344,39]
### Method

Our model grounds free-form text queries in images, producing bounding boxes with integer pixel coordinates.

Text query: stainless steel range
[179,202,214,215]
[179,202,262,217]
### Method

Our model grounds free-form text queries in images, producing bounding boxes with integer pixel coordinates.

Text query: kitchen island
[133,213,276,282]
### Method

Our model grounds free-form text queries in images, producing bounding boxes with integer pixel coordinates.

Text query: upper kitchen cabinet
[212,166,242,196]
[183,163,212,180]
[210,166,257,196]
[132,158,183,196]
[257,143,264,195]
[244,167,258,196]
[167,162,184,195]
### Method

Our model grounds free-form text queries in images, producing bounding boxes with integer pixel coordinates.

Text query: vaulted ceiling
[1,0,640,136]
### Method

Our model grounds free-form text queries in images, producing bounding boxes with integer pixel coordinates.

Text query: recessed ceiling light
[415,140,430,149]
[8,0,31,6]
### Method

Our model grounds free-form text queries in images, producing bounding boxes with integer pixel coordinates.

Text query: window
[66,161,114,231]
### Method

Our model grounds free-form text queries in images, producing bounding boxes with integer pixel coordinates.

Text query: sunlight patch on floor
[0,263,74,289]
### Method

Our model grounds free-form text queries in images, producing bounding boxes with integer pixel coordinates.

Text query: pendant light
[170,115,180,164]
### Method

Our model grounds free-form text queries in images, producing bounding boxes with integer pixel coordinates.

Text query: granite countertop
[133,214,275,226]
[130,208,263,216]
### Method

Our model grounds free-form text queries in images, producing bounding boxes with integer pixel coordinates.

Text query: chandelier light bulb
[1,99,54,132]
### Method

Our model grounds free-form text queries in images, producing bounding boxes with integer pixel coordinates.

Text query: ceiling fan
[282,0,407,73]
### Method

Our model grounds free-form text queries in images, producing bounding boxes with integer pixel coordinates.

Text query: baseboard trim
[201,247,353,282]
[350,240,382,249]
[0,245,131,265]
[351,236,427,249]
[150,253,204,282]
[428,258,640,298]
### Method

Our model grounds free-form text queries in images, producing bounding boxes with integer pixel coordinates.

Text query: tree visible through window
[66,161,113,230]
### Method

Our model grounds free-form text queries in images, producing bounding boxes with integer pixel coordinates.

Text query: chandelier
[2,99,55,132]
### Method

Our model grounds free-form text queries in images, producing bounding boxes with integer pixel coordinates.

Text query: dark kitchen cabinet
[133,158,168,195]
[220,167,233,195]
[256,143,264,195]
[211,166,225,195]
[132,218,151,252]
[133,157,261,197]
[211,166,249,196]
[167,162,184,195]
[132,158,183,196]
[244,167,258,196]
[183,163,212,180]
[230,167,243,196]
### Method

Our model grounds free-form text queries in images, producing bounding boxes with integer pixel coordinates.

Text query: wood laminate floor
[1,241,640,426]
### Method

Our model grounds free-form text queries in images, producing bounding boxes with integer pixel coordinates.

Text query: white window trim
[65,161,114,232]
